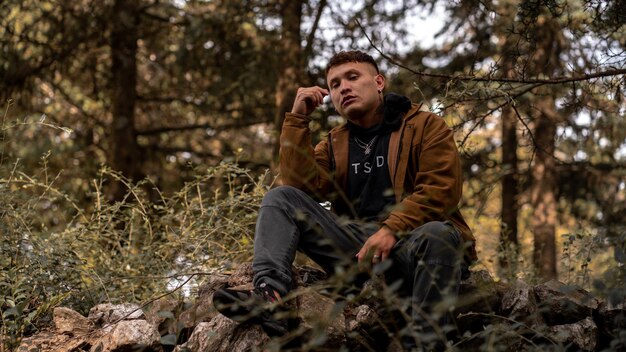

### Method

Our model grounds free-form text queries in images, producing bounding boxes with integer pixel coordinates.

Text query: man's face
[326,62,385,121]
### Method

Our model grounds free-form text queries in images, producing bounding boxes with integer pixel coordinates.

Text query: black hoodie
[346,93,411,221]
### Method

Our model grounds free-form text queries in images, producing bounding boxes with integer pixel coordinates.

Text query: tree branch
[153,146,270,169]
[455,83,541,146]
[303,0,327,61]
[357,20,626,85]
[137,117,274,136]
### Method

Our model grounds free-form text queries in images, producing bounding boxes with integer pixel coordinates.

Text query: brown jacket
[280,103,477,261]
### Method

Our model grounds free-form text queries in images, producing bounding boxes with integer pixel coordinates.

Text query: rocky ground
[17,263,626,351]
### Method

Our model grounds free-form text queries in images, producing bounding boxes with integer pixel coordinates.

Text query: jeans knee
[407,221,461,265]
[261,185,304,207]
[414,221,450,236]
[413,221,459,243]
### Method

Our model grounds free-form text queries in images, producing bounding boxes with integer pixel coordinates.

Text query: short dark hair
[326,50,379,75]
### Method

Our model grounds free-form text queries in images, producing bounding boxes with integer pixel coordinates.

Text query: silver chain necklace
[353,135,378,155]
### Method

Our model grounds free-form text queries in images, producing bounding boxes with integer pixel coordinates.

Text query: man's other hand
[356,226,397,264]
[291,86,329,116]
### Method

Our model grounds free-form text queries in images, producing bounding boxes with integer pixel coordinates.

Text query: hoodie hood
[381,92,412,131]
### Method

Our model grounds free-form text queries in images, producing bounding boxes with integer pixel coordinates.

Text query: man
[214,50,476,348]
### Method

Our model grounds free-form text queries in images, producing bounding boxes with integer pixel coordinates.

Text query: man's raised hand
[291,86,329,116]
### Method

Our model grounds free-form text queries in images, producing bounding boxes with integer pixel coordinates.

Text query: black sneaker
[212,282,289,337]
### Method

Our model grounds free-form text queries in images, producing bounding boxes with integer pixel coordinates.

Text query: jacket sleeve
[382,114,464,233]
[279,112,331,197]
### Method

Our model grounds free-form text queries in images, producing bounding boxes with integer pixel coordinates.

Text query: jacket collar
[328,100,424,194]
[388,103,423,200]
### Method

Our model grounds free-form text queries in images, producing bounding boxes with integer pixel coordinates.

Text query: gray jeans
[252,185,463,333]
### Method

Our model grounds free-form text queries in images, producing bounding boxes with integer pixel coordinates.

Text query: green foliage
[561,229,597,288]
[1,0,626,349]
[0,266,69,350]
[2,103,626,351]
[0,111,272,348]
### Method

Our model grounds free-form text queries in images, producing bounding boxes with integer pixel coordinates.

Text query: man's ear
[375,74,385,91]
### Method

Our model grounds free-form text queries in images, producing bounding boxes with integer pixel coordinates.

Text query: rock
[90,320,162,352]
[197,273,230,298]
[18,266,613,352]
[178,273,230,331]
[457,275,534,348]
[501,280,543,326]
[472,321,533,351]
[174,315,269,352]
[347,305,376,331]
[596,299,626,350]
[459,270,502,297]
[171,322,206,352]
[345,304,387,351]
[145,296,182,336]
[296,288,347,348]
[546,317,598,351]
[53,307,94,336]
[457,272,501,308]
[456,270,505,332]
[226,262,254,287]
[459,269,497,296]
[385,339,405,352]
[534,279,599,325]
[456,280,543,351]
[293,265,328,287]
[17,331,87,352]
[88,303,145,327]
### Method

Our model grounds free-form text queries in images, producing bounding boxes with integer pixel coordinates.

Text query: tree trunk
[530,94,558,280]
[500,99,519,268]
[499,33,520,271]
[272,0,303,170]
[108,0,143,201]
[528,16,564,280]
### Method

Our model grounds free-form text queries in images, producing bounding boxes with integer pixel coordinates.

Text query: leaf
[160,334,177,346]
[372,259,392,275]
[26,310,38,323]
[157,310,175,319]
[3,306,18,318]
